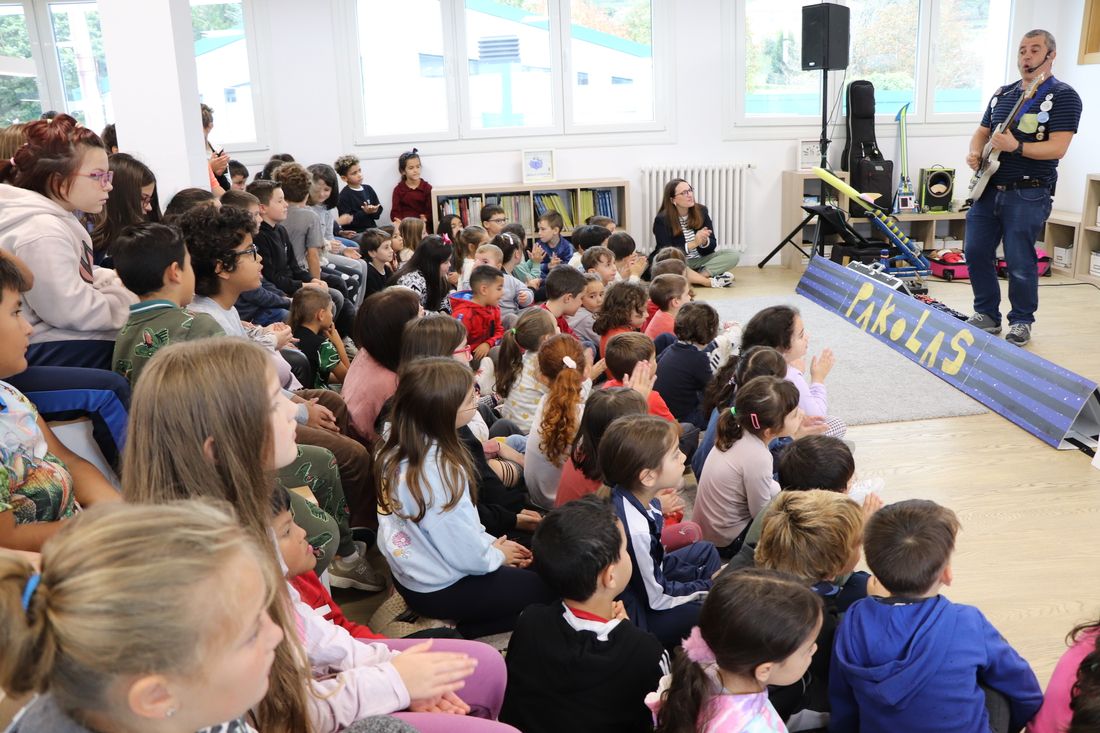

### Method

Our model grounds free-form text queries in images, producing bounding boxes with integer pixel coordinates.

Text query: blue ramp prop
[796,257,1100,451]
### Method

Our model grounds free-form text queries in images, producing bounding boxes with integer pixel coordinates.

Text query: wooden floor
[706,265,1100,685]
[337,264,1100,686]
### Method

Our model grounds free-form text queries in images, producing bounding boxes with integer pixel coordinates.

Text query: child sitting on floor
[524,334,591,510]
[535,211,573,280]
[541,265,587,337]
[567,273,604,346]
[0,257,120,553]
[644,274,690,340]
[755,490,867,729]
[654,301,720,428]
[289,287,350,389]
[594,280,648,359]
[648,568,823,733]
[581,245,617,285]
[741,305,846,438]
[111,222,224,386]
[477,240,533,321]
[360,227,395,301]
[694,375,802,557]
[557,386,701,552]
[496,307,559,434]
[450,265,505,361]
[501,496,666,733]
[829,500,1043,733]
[377,357,555,637]
[604,414,720,648]
[453,225,489,291]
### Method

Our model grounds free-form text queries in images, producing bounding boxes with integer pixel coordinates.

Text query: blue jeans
[964,186,1052,325]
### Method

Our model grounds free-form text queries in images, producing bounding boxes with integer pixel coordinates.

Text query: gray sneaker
[966,313,1001,334]
[1005,322,1031,347]
[329,540,388,592]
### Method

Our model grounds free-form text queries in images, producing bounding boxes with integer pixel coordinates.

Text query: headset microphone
[1025,50,1052,73]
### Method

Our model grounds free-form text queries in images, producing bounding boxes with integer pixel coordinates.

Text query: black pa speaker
[802,4,850,71]
[918,167,954,212]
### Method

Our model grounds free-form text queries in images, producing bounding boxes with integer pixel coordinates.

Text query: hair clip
[562,356,577,369]
[509,327,517,335]
[728,406,736,417]
[750,412,761,430]
[21,573,41,612]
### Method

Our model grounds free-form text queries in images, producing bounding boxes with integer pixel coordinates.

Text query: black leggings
[394,568,555,639]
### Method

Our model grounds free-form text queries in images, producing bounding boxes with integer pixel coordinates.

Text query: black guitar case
[842,80,893,215]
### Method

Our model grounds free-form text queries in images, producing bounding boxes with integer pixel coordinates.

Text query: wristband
[1014,140,1025,156]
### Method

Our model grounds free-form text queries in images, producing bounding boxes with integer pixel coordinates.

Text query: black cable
[927,278,1100,292]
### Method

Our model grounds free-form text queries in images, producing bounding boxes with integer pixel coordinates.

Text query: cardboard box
[1054,247,1073,268]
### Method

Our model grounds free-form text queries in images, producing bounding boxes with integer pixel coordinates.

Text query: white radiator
[640,164,752,253]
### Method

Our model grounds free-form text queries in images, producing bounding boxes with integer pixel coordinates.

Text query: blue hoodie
[829,595,1042,733]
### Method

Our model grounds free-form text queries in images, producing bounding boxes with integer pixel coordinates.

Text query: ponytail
[0,558,56,696]
[537,335,586,466]
[654,650,714,733]
[495,307,556,398]
[715,374,799,452]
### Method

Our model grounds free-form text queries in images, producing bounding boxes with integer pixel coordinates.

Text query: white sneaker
[475,356,496,395]
[709,273,735,288]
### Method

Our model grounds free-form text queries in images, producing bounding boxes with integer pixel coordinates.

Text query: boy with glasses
[481,204,509,237]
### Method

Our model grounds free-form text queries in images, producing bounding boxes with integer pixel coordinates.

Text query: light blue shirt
[377,447,504,593]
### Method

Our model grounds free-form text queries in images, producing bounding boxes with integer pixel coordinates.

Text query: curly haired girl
[524,334,589,509]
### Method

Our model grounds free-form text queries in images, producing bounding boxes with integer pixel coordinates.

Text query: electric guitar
[893,103,916,213]
[966,73,1046,205]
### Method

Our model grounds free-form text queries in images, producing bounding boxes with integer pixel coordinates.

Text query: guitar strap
[1010,77,1055,125]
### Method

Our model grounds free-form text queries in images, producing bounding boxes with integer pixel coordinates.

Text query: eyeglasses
[233,244,259,261]
[81,170,114,188]
[489,217,508,224]
[674,187,694,197]
[453,345,472,359]
[140,193,153,207]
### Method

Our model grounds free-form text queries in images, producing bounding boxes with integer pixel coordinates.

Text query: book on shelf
[438,195,483,226]
[532,193,575,229]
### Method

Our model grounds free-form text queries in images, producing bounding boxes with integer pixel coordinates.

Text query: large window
[191,0,259,145]
[48,1,109,130]
[0,3,42,123]
[734,0,1014,127]
[930,0,1012,114]
[351,0,661,142]
[846,0,919,116]
[743,0,821,117]
[355,0,452,138]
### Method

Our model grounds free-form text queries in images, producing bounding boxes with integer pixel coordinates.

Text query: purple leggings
[381,638,519,733]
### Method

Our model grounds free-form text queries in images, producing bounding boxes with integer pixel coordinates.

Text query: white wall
[1043,0,1099,215]
[227,0,1072,264]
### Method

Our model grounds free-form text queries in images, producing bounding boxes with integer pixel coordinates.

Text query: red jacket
[450,292,504,349]
[391,179,433,229]
[642,299,659,331]
[289,571,384,640]
[603,378,676,423]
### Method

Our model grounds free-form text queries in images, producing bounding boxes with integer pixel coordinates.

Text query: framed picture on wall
[522,149,556,183]
[798,139,823,170]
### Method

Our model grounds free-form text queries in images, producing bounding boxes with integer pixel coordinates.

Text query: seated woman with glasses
[651,178,739,288]
[0,114,136,369]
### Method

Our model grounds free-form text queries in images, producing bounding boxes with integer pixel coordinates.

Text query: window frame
[13,0,270,153]
[724,0,1017,139]
[338,0,671,149]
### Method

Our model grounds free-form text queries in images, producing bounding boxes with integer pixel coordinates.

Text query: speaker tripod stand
[758,65,838,268]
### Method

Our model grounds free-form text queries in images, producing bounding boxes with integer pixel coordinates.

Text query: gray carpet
[710,294,988,426]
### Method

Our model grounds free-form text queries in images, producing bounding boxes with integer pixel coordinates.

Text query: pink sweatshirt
[1028,628,1099,733]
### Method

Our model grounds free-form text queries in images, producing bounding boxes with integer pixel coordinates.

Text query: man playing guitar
[964,30,1081,347]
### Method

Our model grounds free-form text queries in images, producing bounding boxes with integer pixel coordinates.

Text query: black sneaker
[965,313,1001,334]
[1005,323,1031,347]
